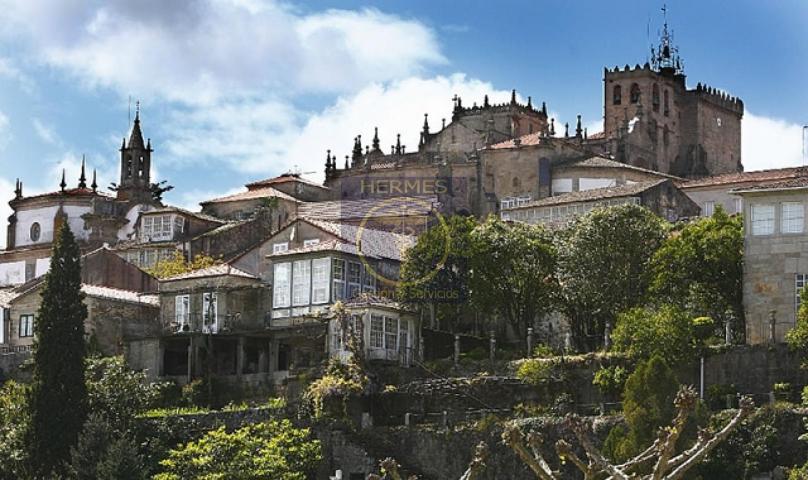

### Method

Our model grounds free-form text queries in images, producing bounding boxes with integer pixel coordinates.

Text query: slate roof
[199,186,299,205]
[555,156,681,179]
[0,284,159,307]
[298,196,437,221]
[81,284,159,306]
[504,179,667,210]
[680,167,808,189]
[162,264,259,282]
[731,176,808,193]
[267,219,416,262]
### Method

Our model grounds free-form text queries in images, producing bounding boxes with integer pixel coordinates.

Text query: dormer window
[303,239,320,247]
[273,242,289,254]
[141,214,181,242]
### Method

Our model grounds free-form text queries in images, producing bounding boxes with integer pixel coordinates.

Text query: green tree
[0,380,30,479]
[154,419,322,480]
[27,223,88,477]
[605,355,679,461]
[398,215,476,331]
[556,204,668,350]
[787,288,808,368]
[611,305,697,366]
[650,206,744,340]
[469,216,558,339]
[145,251,218,279]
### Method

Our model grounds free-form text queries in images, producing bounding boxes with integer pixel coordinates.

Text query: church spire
[372,127,380,151]
[60,169,67,192]
[78,155,87,189]
[575,115,583,138]
[91,169,97,192]
[127,101,145,149]
[650,4,683,74]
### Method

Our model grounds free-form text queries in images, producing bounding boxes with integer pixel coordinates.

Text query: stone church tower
[601,15,743,177]
[116,107,154,202]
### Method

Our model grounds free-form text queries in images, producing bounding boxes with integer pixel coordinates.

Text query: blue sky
[0,0,805,247]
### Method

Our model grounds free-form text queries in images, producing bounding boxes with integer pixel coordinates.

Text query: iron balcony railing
[162,312,267,335]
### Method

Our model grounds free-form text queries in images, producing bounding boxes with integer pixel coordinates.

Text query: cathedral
[323,16,743,220]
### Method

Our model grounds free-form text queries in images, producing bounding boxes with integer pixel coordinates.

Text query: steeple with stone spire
[117,102,154,202]
[78,155,87,189]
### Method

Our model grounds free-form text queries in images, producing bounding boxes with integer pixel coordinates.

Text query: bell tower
[117,104,153,202]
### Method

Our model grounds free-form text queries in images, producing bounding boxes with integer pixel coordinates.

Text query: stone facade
[736,183,808,343]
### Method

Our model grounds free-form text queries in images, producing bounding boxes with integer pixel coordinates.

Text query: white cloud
[174,186,245,213]
[32,118,59,145]
[0,1,445,104]
[162,74,514,182]
[742,111,805,171]
[0,110,9,150]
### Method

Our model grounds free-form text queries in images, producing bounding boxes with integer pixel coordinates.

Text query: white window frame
[312,257,331,304]
[347,261,362,300]
[734,198,743,214]
[303,239,320,247]
[273,262,291,308]
[175,294,190,328]
[703,201,715,217]
[19,314,34,338]
[273,242,289,254]
[798,274,808,313]
[332,259,345,301]
[781,202,804,234]
[370,314,384,349]
[292,259,312,307]
[202,292,218,332]
[751,204,775,236]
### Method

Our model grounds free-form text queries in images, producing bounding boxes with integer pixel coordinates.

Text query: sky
[0,0,806,248]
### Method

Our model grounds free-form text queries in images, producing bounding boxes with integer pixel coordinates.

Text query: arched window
[613,85,622,105]
[630,83,641,104]
[652,84,660,112]
[663,90,670,116]
[512,177,520,189]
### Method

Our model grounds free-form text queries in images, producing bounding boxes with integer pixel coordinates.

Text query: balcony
[265,311,328,330]
[162,312,265,335]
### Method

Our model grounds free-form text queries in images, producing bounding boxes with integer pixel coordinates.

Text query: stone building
[733,178,808,344]
[501,178,699,227]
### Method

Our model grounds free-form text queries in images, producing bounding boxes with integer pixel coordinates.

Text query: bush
[153,419,321,480]
[532,344,557,358]
[304,358,367,419]
[0,380,30,478]
[787,288,808,367]
[515,359,555,385]
[592,365,629,398]
[611,305,697,365]
[706,383,737,411]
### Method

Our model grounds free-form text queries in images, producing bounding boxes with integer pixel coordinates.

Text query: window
[734,198,743,214]
[370,315,384,349]
[362,267,376,293]
[703,201,715,217]
[141,214,175,241]
[782,202,804,234]
[613,85,622,105]
[19,314,34,338]
[663,90,670,116]
[273,262,291,308]
[399,319,409,353]
[202,292,217,329]
[332,259,345,301]
[175,295,190,327]
[797,274,808,312]
[630,83,641,104]
[384,317,398,351]
[312,258,331,304]
[292,259,311,306]
[652,84,660,112]
[303,239,320,247]
[347,262,362,299]
[29,223,40,242]
[273,242,289,254]
[751,204,775,236]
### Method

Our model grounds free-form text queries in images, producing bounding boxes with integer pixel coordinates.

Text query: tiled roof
[298,196,437,221]
[680,167,808,189]
[505,179,667,210]
[487,132,547,150]
[556,156,680,179]
[191,220,248,240]
[145,206,225,224]
[199,186,299,205]
[162,264,259,282]
[245,173,329,190]
[586,131,607,140]
[14,187,112,202]
[731,176,808,193]
[81,284,159,306]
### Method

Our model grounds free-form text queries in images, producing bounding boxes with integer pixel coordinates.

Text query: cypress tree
[28,223,88,477]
